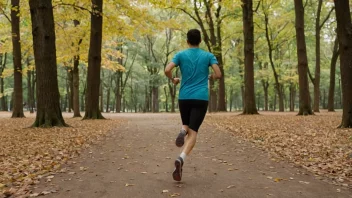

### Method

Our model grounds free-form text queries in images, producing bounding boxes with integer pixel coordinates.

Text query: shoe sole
[172,159,182,181]
[175,132,186,147]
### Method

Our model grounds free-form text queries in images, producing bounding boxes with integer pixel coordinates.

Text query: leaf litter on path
[0,116,122,196]
[207,112,352,187]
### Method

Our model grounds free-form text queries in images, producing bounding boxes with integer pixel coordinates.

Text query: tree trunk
[29,0,67,127]
[106,74,112,113]
[328,36,339,112]
[11,0,24,118]
[295,0,313,116]
[168,80,177,113]
[115,72,122,113]
[67,69,73,113]
[27,58,35,113]
[152,86,159,113]
[100,72,104,112]
[334,0,352,127]
[264,12,284,112]
[229,87,233,112]
[84,0,104,119]
[262,80,269,111]
[289,83,296,112]
[313,0,323,112]
[0,53,7,111]
[322,89,326,109]
[72,20,82,117]
[72,54,81,117]
[144,85,148,113]
[209,80,217,112]
[273,89,277,111]
[81,85,86,111]
[241,0,258,114]
[217,58,226,111]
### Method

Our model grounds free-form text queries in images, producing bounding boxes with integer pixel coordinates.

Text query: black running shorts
[179,99,208,132]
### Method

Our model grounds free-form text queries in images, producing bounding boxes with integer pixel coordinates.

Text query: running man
[164,29,222,181]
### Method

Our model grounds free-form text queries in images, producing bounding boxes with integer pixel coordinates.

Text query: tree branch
[254,0,261,13]
[0,6,11,23]
[53,3,92,14]
[307,66,315,85]
[319,6,335,30]
[175,7,200,25]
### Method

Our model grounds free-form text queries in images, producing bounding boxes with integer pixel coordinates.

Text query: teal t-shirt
[171,48,218,101]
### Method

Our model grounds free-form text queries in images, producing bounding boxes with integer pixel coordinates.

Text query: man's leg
[181,129,197,155]
[176,100,190,147]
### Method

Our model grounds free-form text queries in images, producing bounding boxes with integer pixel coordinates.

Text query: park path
[34,113,352,198]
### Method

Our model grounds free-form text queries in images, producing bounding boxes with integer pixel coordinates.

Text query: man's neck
[188,45,199,48]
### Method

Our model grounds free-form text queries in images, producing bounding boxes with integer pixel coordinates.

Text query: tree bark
[26,58,35,113]
[72,53,81,117]
[289,83,296,112]
[0,53,7,111]
[152,86,159,113]
[84,0,104,119]
[106,74,113,112]
[313,0,323,112]
[115,71,122,113]
[11,0,25,118]
[209,80,217,112]
[241,0,258,114]
[328,36,339,112]
[81,85,86,111]
[67,68,73,113]
[294,0,313,116]
[334,0,352,127]
[262,80,269,111]
[29,0,67,127]
[100,71,104,112]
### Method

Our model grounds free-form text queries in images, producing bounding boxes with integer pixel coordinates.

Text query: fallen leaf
[274,178,283,182]
[227,185,235,189]
[125,183,135,187]
[29,193,40,197]
[170,193,180,197]
[41,191,52,195]
[162,190,169,193]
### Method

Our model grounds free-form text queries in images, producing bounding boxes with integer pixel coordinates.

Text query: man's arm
[165,62,176,80]
[165,62,180,85]
[209,64,222,80]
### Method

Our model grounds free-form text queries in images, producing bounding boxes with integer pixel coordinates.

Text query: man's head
[187,29,201,46]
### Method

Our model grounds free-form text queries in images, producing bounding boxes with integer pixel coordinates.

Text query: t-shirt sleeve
[171,52,180,66]
[209,53,218,66]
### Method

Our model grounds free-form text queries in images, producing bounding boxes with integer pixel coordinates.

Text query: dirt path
[33,113,352,198]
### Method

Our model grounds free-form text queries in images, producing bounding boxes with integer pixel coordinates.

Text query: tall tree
[313,1,334,112]
[327,36,339,112]
[241,0,258,114]
[29,0,67,127]
[84,0,104,119]
[333,0,352,128]
[294,0,313,115]
[261,2,286,112]
[11,0,24,118]
[72,19,83,117]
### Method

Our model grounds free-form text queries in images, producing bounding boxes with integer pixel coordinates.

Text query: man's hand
[172,78,180,85]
